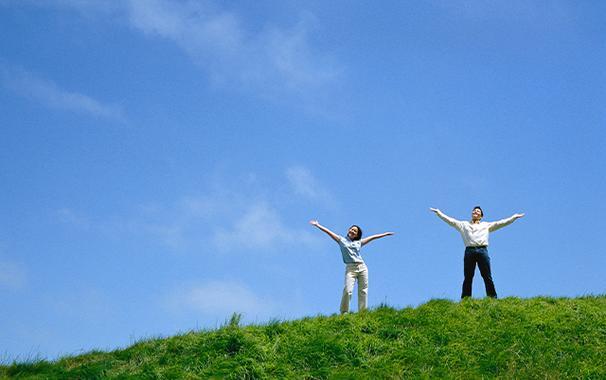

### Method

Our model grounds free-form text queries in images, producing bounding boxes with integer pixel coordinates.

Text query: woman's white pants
[340,263,368,313]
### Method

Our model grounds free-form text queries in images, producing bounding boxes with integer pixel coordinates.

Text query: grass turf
[2,296,605,379]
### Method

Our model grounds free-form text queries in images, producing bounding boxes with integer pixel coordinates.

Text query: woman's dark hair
[350,225,363,241]
[473,206,484,217]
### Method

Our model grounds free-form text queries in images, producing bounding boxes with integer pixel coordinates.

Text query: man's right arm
[429,208,463,230]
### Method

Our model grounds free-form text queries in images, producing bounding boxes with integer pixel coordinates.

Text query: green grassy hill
[2,296,605,379]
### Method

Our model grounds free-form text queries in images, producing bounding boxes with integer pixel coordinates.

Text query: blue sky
[1,0,605,361]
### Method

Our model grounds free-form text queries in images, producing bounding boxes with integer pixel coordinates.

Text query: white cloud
[57,208,91,229]
[0,0,120,14]
[428,0,573,24]
[56,169,321,253]
[50,288,115,322]
[166,280,273,318]
[56,201,200,251]
[4,0,341,102]
[212,201,310,252]
[0,259,26,290]
[125,0,339,95]
[179,196,221,219]
[286,166,333,203]
[0,65,125,121]
[122,170,319,253]
[127,0,243,57]
[141,223,188,251]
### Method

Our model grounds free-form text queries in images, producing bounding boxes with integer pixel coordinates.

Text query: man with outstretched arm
[429,206,524,299]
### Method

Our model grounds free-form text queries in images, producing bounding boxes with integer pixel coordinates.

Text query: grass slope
[2,296,605,379]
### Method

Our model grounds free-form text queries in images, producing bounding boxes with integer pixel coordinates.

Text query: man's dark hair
[473,206,484,217]
[350,225,363,241]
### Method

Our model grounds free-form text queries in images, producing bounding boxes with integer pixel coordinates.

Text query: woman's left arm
[361,232,394,246]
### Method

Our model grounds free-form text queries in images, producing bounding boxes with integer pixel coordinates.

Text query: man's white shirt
[435,210,517,247]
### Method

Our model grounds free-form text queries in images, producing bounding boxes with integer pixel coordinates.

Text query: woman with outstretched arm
[309,220,394,313]
[429,206,524,299]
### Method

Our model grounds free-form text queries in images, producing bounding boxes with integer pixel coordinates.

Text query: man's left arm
[489,213,525,232]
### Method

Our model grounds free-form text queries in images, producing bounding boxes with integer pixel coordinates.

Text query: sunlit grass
[2,296,605,378]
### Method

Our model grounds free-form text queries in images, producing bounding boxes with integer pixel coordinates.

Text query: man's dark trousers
[462,246,497,298]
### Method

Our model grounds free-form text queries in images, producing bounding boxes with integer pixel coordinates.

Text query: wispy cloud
[3,0,342,105]
[428,0,573,24]
[0,65,125,121]
[166,280,273,318]
[125,0,340,96]
[50,288,116,322]
[57,168,324,253]
[58,205,192,251]
[286,166,333,204]
[57,208,92,229]
[0,259,26,290]
[0,0,120,15]
[130,195,315,253]
[213,201,314,252]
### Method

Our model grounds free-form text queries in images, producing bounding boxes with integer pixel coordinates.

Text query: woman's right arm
[309,220,341,243]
